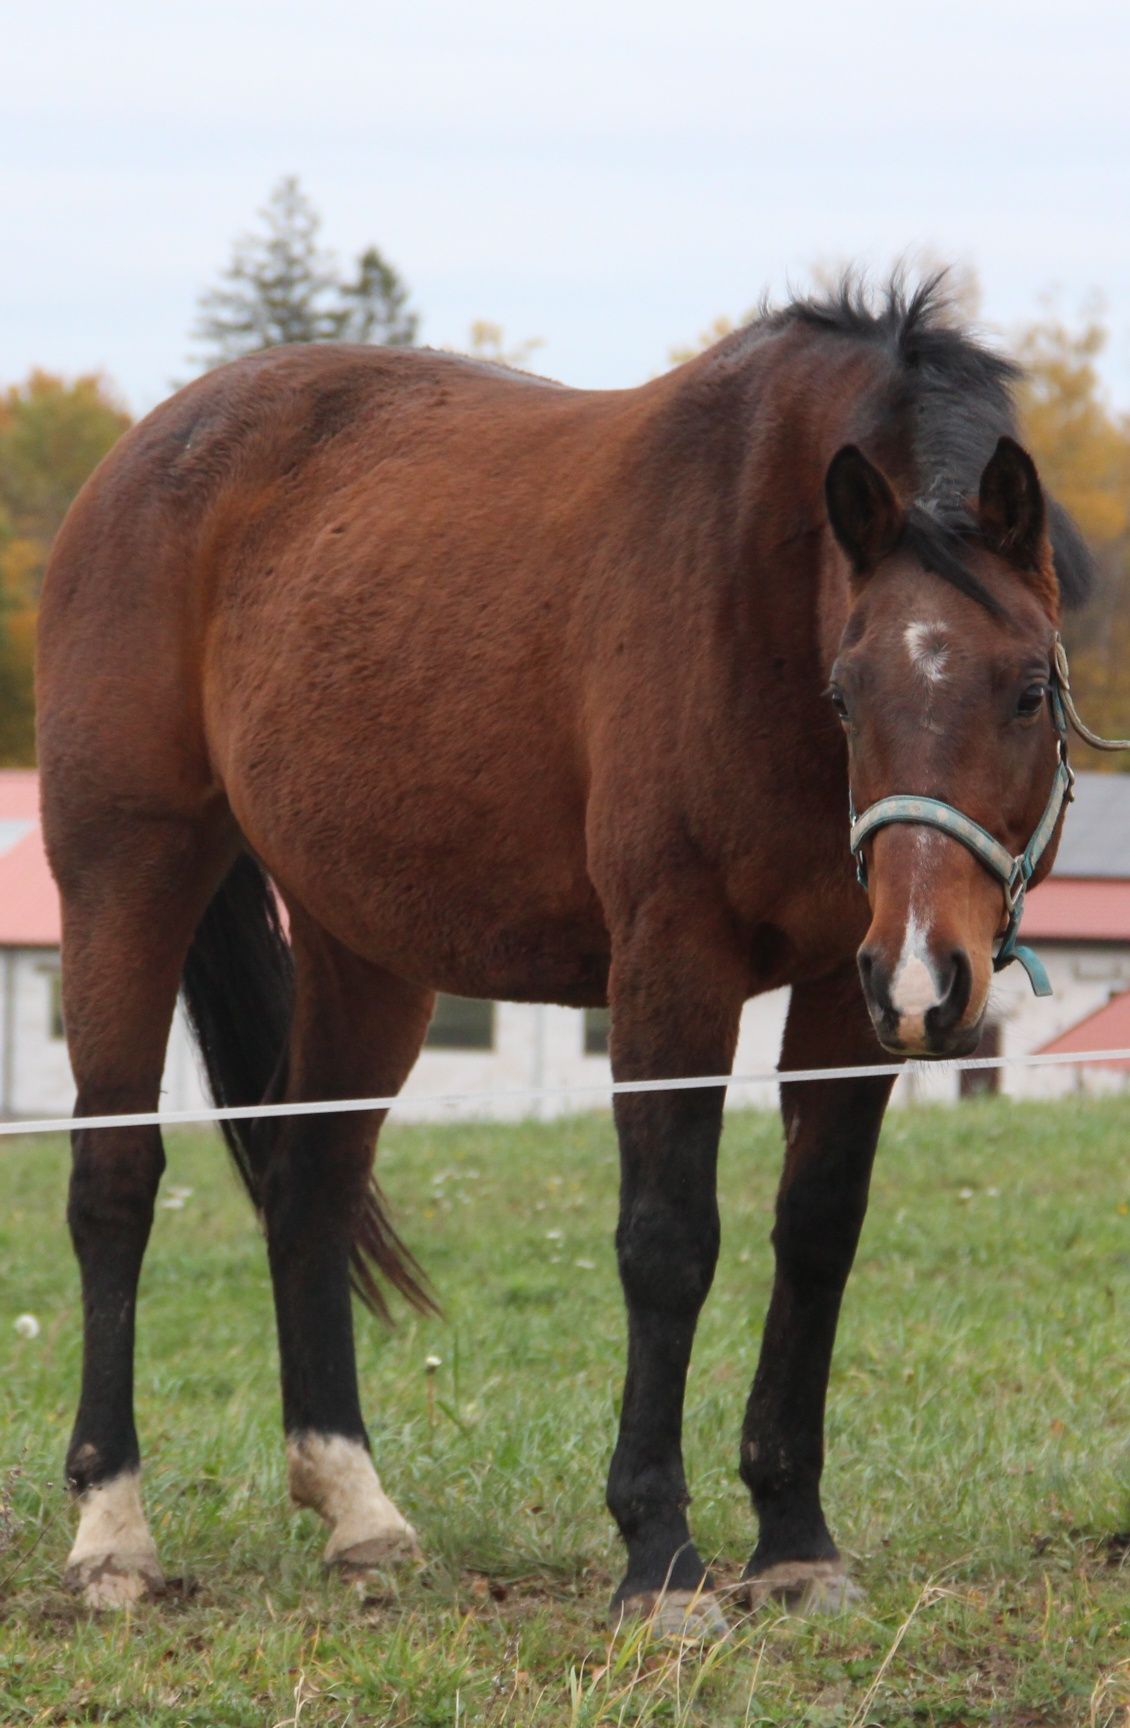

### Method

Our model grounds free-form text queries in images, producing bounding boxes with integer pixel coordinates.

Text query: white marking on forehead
[904,620,949,684]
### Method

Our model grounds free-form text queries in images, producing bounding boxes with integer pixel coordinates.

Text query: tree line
[1,179,1128,765]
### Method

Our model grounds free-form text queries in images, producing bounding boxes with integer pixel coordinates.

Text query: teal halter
[849,635,1080,999]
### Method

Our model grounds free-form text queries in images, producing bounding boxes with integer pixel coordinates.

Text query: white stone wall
[0,949,75,1119]
[0,947,212,1121]
[399,991,794,1122]
[3,942,1127,1127]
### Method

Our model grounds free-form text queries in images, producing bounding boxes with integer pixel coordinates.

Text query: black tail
[180,852,434,1321]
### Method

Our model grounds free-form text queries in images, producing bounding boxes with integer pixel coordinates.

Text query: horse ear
[978,436,1046,568]
[825,445,903,575]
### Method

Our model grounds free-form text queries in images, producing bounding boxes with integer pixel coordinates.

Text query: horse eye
[1016,684,1046,718]
[827,685,850,722]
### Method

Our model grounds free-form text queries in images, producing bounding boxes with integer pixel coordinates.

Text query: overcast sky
[5,0,1129,416]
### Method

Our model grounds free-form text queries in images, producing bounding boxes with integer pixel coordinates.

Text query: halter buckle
[1003,862,1026,914]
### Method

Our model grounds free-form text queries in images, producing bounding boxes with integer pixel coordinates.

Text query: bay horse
[36,276,1093,1628]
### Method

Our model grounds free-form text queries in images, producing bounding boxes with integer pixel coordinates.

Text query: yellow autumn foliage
[1015,313,1130,758]
[0,372,131,763]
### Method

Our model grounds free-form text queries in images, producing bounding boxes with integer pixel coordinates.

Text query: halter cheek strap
[848,637,1080,999]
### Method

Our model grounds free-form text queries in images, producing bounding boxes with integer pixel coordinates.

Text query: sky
[4,0,1130,417]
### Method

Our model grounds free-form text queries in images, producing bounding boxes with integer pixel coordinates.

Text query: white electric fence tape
[2,1044,1129,1138]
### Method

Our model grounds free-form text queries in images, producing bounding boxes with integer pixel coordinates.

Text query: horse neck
[678,333,890,694]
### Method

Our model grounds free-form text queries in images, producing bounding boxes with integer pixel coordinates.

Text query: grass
[0,1096,1127,1726]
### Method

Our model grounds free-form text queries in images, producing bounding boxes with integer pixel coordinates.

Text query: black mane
[762,273,1095,612]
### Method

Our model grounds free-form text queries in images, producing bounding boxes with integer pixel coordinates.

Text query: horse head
[826,435,1072,1058]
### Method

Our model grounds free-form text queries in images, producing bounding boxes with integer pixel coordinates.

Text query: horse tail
[180,852,292,1208]
[180,852,434,1321]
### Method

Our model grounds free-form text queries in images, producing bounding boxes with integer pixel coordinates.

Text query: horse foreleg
[604,896,746,1639]
[739,963,895,1611]
[261,921,431,1572]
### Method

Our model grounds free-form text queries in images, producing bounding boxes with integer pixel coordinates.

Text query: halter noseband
[849,634,1084,999]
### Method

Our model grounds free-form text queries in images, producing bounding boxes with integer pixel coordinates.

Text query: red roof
[1037,989,1130,1063]
[0,771,39,820]
[0,772,56,945]
[1020,878,1130,942]
[0,826,60,945]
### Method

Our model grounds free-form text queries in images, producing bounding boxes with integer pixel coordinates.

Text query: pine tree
[190,178,417,369]
[336,247,418,347]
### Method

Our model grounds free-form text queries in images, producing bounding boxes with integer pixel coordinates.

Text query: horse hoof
[64,1552,165,1610]
[327,1528,423,1572]
[615,1588,730,1643]
[739,1559,863,1615]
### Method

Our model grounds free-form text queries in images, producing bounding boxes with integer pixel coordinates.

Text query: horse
[36,275,1094,1629]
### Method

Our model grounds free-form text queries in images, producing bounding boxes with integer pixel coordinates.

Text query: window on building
[959,1021,1000,1098]
[425,994,494,1051]
[44,969,65,1041]
[583,1007,610,1057]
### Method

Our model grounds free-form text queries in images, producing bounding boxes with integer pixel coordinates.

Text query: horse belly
[221,703,609,1005]
[285,845,610,1008]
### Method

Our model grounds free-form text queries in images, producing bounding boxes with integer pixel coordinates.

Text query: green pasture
[0,1098,1127,1726]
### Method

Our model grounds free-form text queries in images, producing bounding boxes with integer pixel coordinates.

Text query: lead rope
[1053,636,1130,752]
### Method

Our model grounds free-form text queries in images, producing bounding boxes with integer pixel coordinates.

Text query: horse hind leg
[259,914,434,1571]
[57,818,231,1606]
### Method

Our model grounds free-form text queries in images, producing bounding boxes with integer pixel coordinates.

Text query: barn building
[2,768,1128,1122]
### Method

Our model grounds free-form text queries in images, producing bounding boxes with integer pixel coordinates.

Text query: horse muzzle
[857,938,983,1057]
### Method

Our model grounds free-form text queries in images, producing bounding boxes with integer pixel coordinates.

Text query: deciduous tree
[463,320,544,371]
[0,371,130,764]
[1015,308,1130,755]
[0,371,130,592]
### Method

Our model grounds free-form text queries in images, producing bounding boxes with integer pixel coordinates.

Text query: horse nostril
[929,948,972,1035]
[857,946,893,1023]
